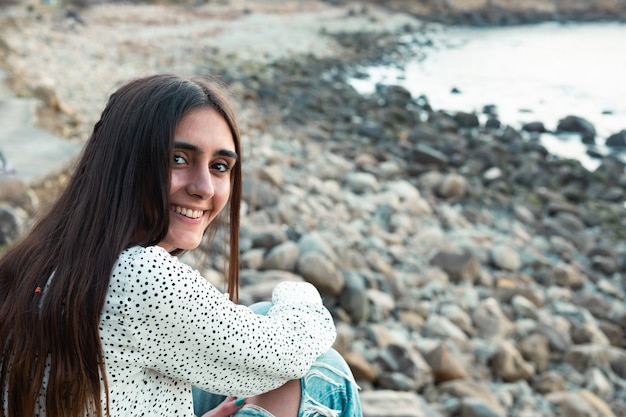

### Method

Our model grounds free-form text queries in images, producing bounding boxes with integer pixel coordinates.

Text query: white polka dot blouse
[98,245,337,416]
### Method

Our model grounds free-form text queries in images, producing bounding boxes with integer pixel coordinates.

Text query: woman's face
[158,107,237,252]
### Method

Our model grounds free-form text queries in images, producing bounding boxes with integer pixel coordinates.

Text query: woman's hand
[201,396,246,417]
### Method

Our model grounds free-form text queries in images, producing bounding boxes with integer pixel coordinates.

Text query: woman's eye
[212,162,230,173]
[173,154,187,165]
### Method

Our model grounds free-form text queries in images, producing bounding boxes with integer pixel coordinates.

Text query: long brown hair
[0,74,242,417]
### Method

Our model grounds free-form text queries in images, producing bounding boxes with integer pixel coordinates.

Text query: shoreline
[344,20,626,173]
[363,0,626,26]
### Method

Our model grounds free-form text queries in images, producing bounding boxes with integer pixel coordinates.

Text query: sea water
[349,22,626,171]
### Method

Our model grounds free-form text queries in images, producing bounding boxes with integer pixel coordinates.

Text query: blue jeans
[192,302,363,417]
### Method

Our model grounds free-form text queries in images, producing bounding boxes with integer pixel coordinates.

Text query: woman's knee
[249,301,273,316]
[300,349,362,417]
[312,348,355,380]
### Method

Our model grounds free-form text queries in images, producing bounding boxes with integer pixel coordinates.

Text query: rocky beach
[1,1,626,416]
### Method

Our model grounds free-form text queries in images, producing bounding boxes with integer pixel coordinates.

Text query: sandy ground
[1,1,423,142]
[6,0,618,196]
[0,0,425,204]
[4,0,620,145]
[2,0,624,121]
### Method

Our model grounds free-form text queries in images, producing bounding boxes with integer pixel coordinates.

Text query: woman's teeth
[174,206,203,219]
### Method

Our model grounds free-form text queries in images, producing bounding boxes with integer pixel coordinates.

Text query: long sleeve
[100,245,336,402]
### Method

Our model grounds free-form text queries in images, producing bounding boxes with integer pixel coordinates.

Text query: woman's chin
[157,234,203,252]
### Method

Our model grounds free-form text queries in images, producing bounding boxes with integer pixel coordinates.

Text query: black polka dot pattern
[99,246,336,416]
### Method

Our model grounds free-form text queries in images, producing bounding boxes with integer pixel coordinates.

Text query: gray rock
[608,347,626,379]
[546,390,616,417]
[345,171,380,194]
[534,318,573,353]
[519,333,550,373]
[513,205,537,224]
[564,344,612,371]
[438,303,474,336]
[257,165,284,188]
[521,121,547,133]
[0,205,22,245]
[412,144,449,166]
[472,298,514,339]
[366,289,395,322]
[243,178,281,210]
[482,166,502,182]
[574,292,614,321]
[439,380,506,417]
[339,271,370,323]
[383,180,422,202]
[296,251,344,295]
[0,176,32,207]
[550,262,586,289]
[598,320,624,347]
[423,341,471,384]
[239,270,304,304]
[250,225,288,250]
[587,246,619,274]
[531,371,565,394]
[585,368,614,400]
[364,249,396,278]
[511,295,540,320]
[490,245,522,271]
[297,232,338,263]
[556,115,597,142]
[460,397,505,417]
[418,171,445,195]
[407,125,440,145]
[430,249,480,283]
[453,111,479,128]
[310,152,354,181]
[490,339,535,382]
[605,129,626,147]
[260,240,299,271]
[375,343,433,391]
[424,314,469,343]
[570,322,611,347]
[437,173,467,199]
[240,248,266,271]
[360,390,443,417]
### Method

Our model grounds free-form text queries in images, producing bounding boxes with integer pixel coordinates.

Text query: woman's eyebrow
[174,141,199,152]
[216,149,238,160]
[174,141,237,160]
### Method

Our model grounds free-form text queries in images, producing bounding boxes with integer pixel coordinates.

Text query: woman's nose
[187,167,214,199]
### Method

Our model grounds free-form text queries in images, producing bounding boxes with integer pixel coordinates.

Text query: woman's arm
[114,246,336,397]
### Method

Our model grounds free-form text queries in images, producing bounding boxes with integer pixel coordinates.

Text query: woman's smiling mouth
[173,205,204,219]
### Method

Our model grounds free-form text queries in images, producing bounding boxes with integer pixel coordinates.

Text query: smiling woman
[159,108,238,252]
[0,74,362,417]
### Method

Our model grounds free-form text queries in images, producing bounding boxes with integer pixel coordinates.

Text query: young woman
[0,74,362,417]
